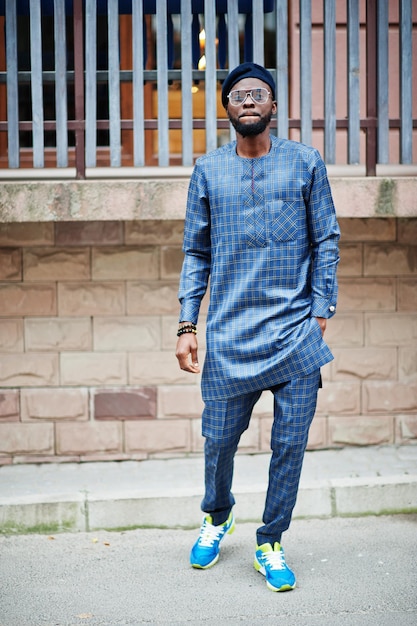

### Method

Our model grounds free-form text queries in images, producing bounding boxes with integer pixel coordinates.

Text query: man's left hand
[315,317,327,336]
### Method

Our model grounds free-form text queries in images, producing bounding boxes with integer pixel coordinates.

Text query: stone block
[0,319,24,352]
[364,244,417,276]
[124,419,190,453]
[157,385,204,418]
[160,246,183,279]
[127,281,179,315]
[56,421,122,455]
[399,347,417,382]
[93,317,160,351]
[0,222,54,247]
[0,423,54,454]
[125,220,184,245]
[0,353,59,386]
[60,352,127,385]
[338,277,396,311]
[92,246,159,280]
[307,416,328,449]
[21,388,89,421]
[333,476,417,516]
[190,417,204,452]
[338,243,363,276]
[58,282,125,316]
[0,248,21,280]
[292,482,333,519]
[0,390,20,422]
[395,415,417,443]
[0,498,87,533]
[332,347,397,380]
[139,180,189,219]
[366,313,417,346]
[329,415,393,446]
[87,494,201,531]
[324,314,363,347]
[0,283,56,316]
[94,387,156,420]
[23,247,90,281]
[338,217,396,242]
[398,278,417,311]
[25,317,92,351]
[397,218,417,244]
[363,380,417,413]
[129,352,191,386]
[55,221,123,246]
[316,382,361,415]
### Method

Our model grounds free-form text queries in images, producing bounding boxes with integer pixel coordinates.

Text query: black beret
[221,62,276,108]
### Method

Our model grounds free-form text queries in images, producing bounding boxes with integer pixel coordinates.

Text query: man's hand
[315,317,327,336]
[175,333,200,373]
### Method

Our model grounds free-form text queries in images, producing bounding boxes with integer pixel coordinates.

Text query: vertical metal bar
[276,0,289,139]
[377,0,389,163]
[5,0,19,168]
[227,0,239,142]
[73,0,85,179]
[300,0,312,146]
[399,0,413,164]
[324,0,336,163]
[205,0,217,153]
[132,0,145,167]
[156,0,169,166]
[29,0,44,167]
[366,0,377,176]
[108,0,121,166]
[54,0,68,167]
[227,0,239,70]
[348,0,360,164]
[181,0,193,166]
[252,0,264,65]
[85,0,97,168]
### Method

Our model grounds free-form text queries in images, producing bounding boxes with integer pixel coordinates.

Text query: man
[175,62,340,592]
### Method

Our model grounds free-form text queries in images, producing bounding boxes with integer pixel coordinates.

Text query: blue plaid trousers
[201,369,321,546]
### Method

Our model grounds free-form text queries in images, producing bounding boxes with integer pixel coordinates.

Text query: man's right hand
[175,333,200,373]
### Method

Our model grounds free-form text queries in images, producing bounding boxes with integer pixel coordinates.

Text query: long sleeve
[178,164,211,324]
[306,150,340,318]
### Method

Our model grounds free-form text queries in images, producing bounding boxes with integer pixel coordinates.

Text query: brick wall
[0,217,416,464]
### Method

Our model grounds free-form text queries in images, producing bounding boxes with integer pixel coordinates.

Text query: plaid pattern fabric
[179,136,340,402]
[201,371,321,539]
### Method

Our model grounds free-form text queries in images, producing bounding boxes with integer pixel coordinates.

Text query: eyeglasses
[227,87,271,106]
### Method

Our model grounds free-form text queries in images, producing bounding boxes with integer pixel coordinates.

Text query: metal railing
[0,0,415,179]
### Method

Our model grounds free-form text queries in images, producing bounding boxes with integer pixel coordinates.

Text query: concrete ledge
[1,475,416,534]
[0,176,416,222]
[0,494,86,534]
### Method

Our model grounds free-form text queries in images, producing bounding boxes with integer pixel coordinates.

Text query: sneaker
[190,511,235,569]
[254,542,296,591]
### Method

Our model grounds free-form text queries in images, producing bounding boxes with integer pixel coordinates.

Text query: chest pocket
[268,200,299,242]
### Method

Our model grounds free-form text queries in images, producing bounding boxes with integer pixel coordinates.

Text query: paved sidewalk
[0,445,416,534]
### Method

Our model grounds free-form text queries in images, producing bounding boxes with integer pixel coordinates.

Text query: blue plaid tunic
[179,135,340,401]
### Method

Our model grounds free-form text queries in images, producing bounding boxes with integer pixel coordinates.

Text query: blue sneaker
[254,542,296,591]
[190,512,235,569]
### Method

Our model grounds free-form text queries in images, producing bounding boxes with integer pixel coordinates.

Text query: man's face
[226,77,276,137]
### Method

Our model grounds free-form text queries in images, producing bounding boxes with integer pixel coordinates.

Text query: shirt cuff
[311,298,337,319]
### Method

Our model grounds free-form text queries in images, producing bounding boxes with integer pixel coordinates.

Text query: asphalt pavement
[1,515,416,625]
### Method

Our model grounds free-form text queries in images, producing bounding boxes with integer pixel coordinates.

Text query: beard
[228,109,273,137]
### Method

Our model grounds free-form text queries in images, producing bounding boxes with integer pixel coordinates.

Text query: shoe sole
[253,558,296,592]
[190,518,235,569]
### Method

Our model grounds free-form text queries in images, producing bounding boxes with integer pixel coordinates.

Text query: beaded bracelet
[177,324,197,337]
